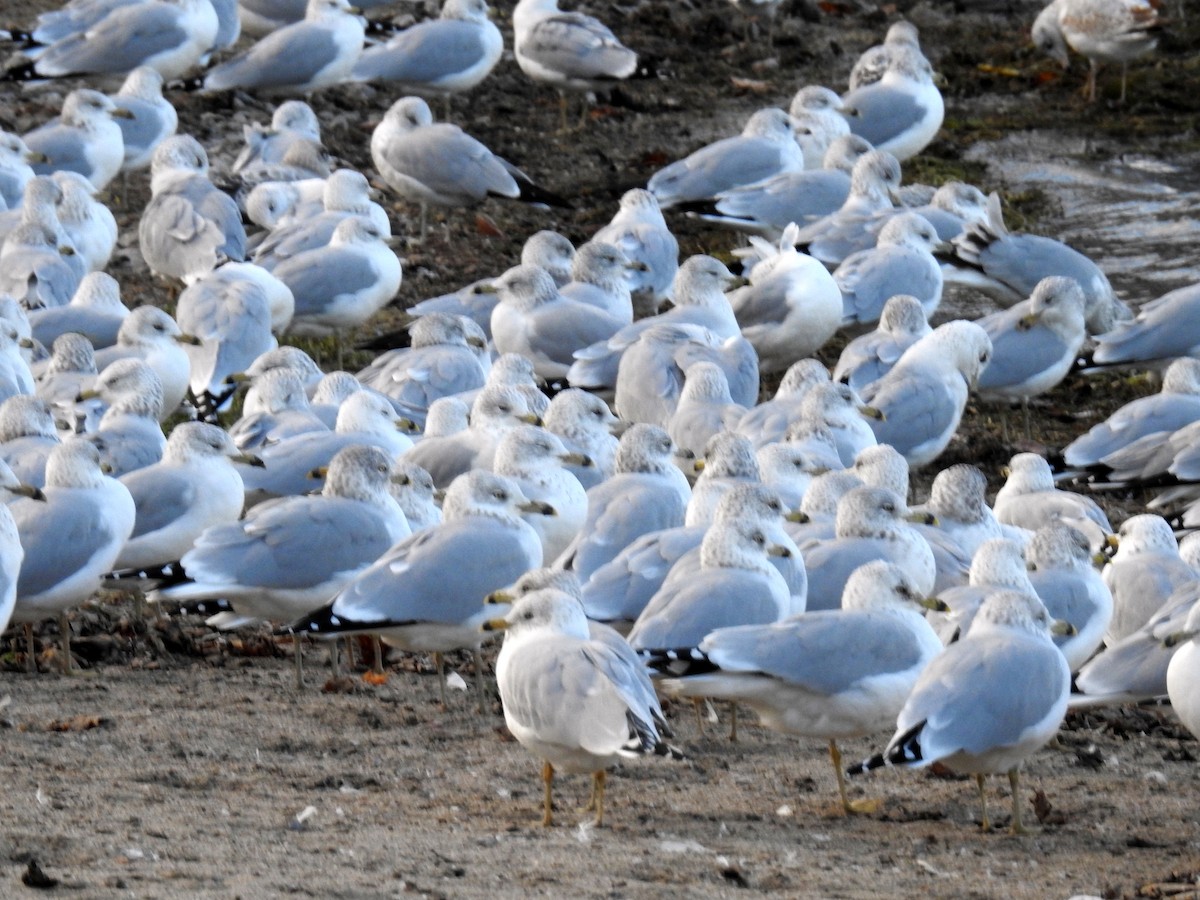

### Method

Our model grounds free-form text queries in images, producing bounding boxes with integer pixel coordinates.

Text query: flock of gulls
[0,0,1191,836]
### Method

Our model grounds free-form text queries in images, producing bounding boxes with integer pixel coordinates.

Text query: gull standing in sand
[848,590,1071,834]
[512,0,638,131]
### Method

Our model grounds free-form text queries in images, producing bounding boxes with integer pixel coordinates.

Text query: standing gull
[1032,0,1161,102]
[848,590,1071,834]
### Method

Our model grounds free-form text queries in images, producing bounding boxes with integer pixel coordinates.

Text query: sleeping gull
[1088,283,1200,369]
[667,365,747,460]
[991,452,1112,550]
[836,211,944,328]
[591,189,678,318]
[1102,514,1196,644]
[0,131,40,210]
[139,135,247,284]
[657,560,943,815]
[832,293,931,393]
[351,0,502,99]
[848,589,1071,833]
[199,0,365,93]
[51,171,117,274]
[849,20,924,91]
[231,101,321,175]
[0,395,60,488]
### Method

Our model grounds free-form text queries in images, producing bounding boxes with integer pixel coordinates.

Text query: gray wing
[844,82,931,148]
[31,0,138,44]
[838,246,939,324]
[35,5,190,75]
[978,314,1072,391]
[331,518,534,624]
[353,20,491,83]
[183,496,392,590]
[716,171,850,228]
[408,281,498,334]
[274,246,381,318]
[581,526,704,621]
[1092,284,1200,365]
[26,124,93,177]
[253,212,343,268]
[650,137,792,206]
[123,466,199,539]
[239,432,357,498]
[367,345,485,414]
[628,568,784,650]
[572,476,687,578]
[1064,394,1200,467]
[13,494,119,597]
[114,97,172,155]
[705,611,927,694]
[528,304,625,367]
[85,420,166,477]
[861,364,959,455]
[377,124,516,202]
[204,25,341,90]
[896,634,1069,758]
[979,234,1105,304]
[520,13,635,82]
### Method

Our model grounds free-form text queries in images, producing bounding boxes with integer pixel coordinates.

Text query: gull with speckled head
[1032,0,1161,102]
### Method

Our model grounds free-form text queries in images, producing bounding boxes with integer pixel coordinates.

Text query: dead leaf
[730,77,772,94]
[1031,790,1067,825]
[362,671,389,686]
[39,715,107,733]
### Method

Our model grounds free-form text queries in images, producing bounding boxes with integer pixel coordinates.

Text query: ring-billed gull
[76,359,167,476]
[795,382,880,468]
[1032,0,1161,102]
[390,459,440,532]
[139,135,247,284]
[666,365,746,461]
[490,264,626,382]
[647,108,804,210]
[992,452,1112,550]
[227,368,325,450]
[849,20,924,91]
[274,216,401,342]
[582,483,800,630]
[542,388,619,490]
[836,211,944,328]
[591,189,677,318]
[1166,602,1200,738]
[11,439,135,673]
[109,67,178,173]
[200,0,365,93]
[0,459,35,635]
[685,431,761,526]
[8,0,218,81]
[929,538,1036,644]
[292,469,552,705]
[800,485,936,611]
[558,241,643,324]
[1088,283,1200,369]
[512,0,638,131]
[1103,514,1196,644]
[734,358,829,449]
[231,101,321,175]
[697,134,873,239]
[487,586,673,826]
[94,305,197,419]
[1026,523,1113,671]
[567,254,745,398]
[237,390,414,504]
[833,293,931,393]
[945,192,1126,335]
[113,422,259,572]
[728,225,842,374]
[858,320,992,469]
[788,87,851,159]
[494,424,590,562]
[355,313,488,427]
[351,0,502,99]
[0,395,60,488]
[1062,358,1200,474]
[555,424,691,580]
[51,171,117,274]
[150,445,408,662]
[975,275,1088,412]
[916,464,1021,562]
[792,150,902,266]
[0,131,40,210]
[403,384,541,488]
[370,96,569,237]
[848,589,1071,833]
[657,560,943,815]
[840,45,943,161]
[35,335,97,417]
[24,89,132,191]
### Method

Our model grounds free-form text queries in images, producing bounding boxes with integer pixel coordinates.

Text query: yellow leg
[976,774,991,832]
[1008,769,1040,834]
[434,651,446,708]
[728,703,738,742]
[830,740,881,815]
[25,622,35,674]
[371,635,384,675]
[542,760,555,827]
[592,770,606,827]
[59,612,72,674]
[294,633,304,690]
[692,697,706,733]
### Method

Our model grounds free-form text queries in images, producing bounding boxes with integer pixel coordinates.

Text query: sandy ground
[2,0,1200,896]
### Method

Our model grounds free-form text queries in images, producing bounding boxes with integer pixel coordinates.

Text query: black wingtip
[1,60,39,82]
[516,178,574,211]
[639,646,716,677]
[171,597,236,617]
[166,75,204,93]
[104,561,190,587]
